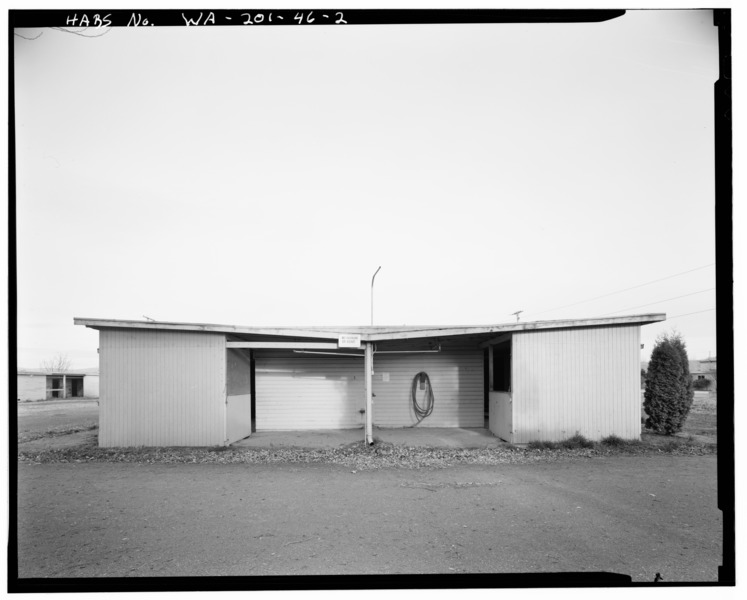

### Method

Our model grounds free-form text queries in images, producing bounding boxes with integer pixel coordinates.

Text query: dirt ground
[641,391,718,445]
[17,399,98,442]
[16,456,721,582]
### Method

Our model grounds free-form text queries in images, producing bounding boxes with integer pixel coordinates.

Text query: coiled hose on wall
[411,371,434,424]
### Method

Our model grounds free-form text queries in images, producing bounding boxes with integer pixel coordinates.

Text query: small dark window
[493,339,511,392]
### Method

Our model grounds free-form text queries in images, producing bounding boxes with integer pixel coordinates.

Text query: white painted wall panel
[226,349,252,443]
[84,375,99,398]
[99,330,226,447]
[226,394,252,443]
[255,352,365,430]
[489,391,512,441]
[511,326,641,443]
[372,349,484,428]
[17,375,47,401]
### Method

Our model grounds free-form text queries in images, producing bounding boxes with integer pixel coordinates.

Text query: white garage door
[254,351,365,430]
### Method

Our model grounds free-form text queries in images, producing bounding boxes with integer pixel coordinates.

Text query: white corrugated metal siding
[511,325,641,443]
[255,352,365,430]
[255,347,484,430]
[372,348,484,428]
[17,375,47,401]
[99,329,226,447]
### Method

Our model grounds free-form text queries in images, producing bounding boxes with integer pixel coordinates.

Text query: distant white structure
[690,357,717,390]
[16,368,99,401]
[80,367,100,398]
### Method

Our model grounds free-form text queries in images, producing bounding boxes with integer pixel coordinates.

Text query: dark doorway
[70,378,83,397]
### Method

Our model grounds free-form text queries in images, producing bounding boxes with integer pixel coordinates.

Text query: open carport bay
[16,455,721,582]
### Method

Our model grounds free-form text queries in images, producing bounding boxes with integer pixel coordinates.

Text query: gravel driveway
[16,455,721,583]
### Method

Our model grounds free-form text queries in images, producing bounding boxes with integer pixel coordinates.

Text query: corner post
[364,342,374,445]
[487,345,494,391]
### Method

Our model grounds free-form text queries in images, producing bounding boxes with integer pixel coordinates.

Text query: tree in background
[40,353,71,373]
[643,332,694,435]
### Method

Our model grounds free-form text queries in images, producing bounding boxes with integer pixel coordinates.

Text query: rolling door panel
[255,352,365,430]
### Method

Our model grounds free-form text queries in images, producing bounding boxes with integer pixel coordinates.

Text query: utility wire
[667,308,716,319]
[597,287,715,317]
[525,263,715,318]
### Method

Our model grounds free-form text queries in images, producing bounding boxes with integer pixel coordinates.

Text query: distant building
[642,357,717,392]
[690,356,717,390]
[17,368,99,401]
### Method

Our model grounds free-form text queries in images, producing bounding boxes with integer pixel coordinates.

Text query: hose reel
[411,371,434,424]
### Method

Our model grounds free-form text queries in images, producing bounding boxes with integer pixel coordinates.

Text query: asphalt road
[16,455,721,582]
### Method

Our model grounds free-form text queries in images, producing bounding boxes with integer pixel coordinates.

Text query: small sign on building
[338,334,362,348]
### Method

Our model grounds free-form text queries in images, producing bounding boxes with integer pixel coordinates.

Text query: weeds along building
[74,314,665,448]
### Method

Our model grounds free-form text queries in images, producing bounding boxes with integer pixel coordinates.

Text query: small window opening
[492,339,511,392]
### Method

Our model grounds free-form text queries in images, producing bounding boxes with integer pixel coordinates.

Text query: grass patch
[18,423,98,444]
[600,435,643,449]
[525,431,713,457]
[560,433,594,449]
[528,433,594,450]
[527,440,559,450]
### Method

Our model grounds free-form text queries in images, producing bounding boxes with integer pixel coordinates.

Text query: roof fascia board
[18,372,86,377]
[366,314,666,341]
[73,318,344,340]
[74,313,666,342]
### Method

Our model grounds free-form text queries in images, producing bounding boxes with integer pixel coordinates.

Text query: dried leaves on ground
[18,437,716,469]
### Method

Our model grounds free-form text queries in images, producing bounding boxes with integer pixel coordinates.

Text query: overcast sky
[13,9,721,368]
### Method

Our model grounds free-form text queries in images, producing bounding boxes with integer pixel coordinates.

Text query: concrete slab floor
[231,427,509,449]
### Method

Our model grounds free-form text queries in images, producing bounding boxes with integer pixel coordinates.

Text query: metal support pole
[62,374,67,399]
[371,266,381,326]
[364,342,374,445]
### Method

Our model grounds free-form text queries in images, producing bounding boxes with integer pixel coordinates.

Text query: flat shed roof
[18,371,86,377]
[74,314,666,344]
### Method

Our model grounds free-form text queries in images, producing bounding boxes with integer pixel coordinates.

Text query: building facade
[75,314,665,447]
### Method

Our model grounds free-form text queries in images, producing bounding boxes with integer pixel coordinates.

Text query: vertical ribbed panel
[99,330,225,447]
[512,326,641,443]
[255,348,484,430]
[17,375,47,401]
[255,352,365,430]
[372,348,484,428]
